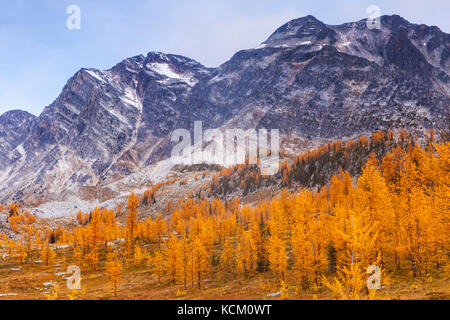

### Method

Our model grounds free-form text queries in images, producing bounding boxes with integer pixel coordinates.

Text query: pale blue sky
[1,0,448,115]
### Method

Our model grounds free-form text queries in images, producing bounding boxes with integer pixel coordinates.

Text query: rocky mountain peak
[0,14,448,203]
[0,109,36,125]
[380,14,411,30]
[264,15,336,48]
[268,15,325,37]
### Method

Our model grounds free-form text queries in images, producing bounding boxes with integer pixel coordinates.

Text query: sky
[0,0,449,116]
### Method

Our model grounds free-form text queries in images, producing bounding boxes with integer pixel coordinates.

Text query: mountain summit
[0,15,448,203]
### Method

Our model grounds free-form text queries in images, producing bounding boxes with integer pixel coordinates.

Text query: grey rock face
[0,15,448,202]
[0,110,36,170]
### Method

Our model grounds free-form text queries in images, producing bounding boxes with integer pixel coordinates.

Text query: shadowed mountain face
[0,15,448,202]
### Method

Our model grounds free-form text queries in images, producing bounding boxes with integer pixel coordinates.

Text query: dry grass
[1,250,448,300]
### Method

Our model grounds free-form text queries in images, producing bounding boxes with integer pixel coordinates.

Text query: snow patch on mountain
[147,62,198,86]
[85,70,106,83]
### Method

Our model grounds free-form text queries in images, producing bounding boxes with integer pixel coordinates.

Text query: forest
[0,131,448,300]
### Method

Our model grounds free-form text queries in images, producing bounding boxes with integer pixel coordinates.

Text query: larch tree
[267,234,287,283]
[166,235,179,284]
[126,191,139,244]
[106,250,122,297]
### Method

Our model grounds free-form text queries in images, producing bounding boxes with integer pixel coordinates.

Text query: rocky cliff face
[0,15,448,202]
[0,110,36,171]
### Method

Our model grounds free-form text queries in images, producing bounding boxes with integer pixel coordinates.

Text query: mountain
[0,14,448,203]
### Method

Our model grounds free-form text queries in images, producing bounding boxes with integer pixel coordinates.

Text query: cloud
[163,9,304,67]
[0,43,70,116]
[389,0,450,32]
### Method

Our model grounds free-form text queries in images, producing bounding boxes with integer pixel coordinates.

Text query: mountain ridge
[0,14,448,204]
